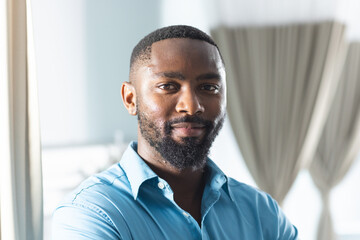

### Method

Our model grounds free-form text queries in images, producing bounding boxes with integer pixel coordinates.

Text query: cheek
[203,96,226,118]
[137,93,175,120]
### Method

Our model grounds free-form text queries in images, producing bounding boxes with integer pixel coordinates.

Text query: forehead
[148,38,224,74]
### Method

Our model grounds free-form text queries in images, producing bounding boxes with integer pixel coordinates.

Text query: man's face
[133,38,226,170]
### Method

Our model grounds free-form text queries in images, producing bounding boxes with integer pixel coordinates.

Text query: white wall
[32,0,162,147]
[32,0,89,147]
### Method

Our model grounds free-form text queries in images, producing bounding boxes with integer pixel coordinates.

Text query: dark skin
[121,38,226,226]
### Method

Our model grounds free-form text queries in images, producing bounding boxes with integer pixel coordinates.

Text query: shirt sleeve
[264,194,298,240]
[52,203,123,240]
[257,191,298,239]
[275,203,299,240]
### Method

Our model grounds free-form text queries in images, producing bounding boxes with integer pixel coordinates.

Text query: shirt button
[157,182,165,189]
[182,211,190,217]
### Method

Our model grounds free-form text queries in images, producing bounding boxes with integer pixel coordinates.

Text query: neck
[137,136,206,193]
[144,157,206,226]
[146,159,205,195]
[137,137,207,225]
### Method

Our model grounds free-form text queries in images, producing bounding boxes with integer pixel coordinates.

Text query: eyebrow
[154,71,221,81]
[155,72,185,80]
[196,73,221,81]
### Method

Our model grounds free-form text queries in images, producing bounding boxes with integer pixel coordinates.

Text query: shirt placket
[156,178,202,240]
[200,176,225,239]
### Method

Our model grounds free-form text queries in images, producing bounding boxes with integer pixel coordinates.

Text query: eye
[200,84,219,93]
[158,83,178,91]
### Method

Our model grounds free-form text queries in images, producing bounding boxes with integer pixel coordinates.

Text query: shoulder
[59,163,134,212]
[52,163,134,239]
[226,178,298,239]
[227,178,274,203]
[58,163,129,206]
[227,177,280,214]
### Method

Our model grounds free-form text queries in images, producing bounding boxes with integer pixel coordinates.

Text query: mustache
[164,116,213,134]
[168,116,213,127]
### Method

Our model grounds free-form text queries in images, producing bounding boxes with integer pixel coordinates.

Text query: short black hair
[129,25,221,76]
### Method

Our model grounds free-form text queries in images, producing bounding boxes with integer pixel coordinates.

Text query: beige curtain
[0,0,43,240]
[309,42,360,240]
[211,21,347,204]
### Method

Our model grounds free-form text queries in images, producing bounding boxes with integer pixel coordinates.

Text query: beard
[137,107,225,171]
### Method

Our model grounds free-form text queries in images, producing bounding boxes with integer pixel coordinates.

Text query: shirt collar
[120,142,157,200]
[120,141,232,201]
[205,158,233,201]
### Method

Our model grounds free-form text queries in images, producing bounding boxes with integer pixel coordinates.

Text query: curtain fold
[211,21,347,204]
[309,42,360,240]
[0,0,43,240]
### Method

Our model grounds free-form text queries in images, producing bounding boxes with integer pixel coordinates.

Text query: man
[52,25,298,239]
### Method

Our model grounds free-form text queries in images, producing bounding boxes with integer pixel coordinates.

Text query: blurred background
[28,0,360,239]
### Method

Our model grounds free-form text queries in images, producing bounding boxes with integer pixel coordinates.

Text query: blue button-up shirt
[52,142,298,239]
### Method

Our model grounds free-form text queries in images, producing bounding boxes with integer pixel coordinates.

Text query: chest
[111,192,264,240]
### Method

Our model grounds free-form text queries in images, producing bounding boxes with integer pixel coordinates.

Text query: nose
[175,88,204,115]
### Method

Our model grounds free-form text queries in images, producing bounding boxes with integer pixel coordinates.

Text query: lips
[171,122,206,137]
[171,122,205,128]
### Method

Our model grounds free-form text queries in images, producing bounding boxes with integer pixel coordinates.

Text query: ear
[121,81,137,115]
